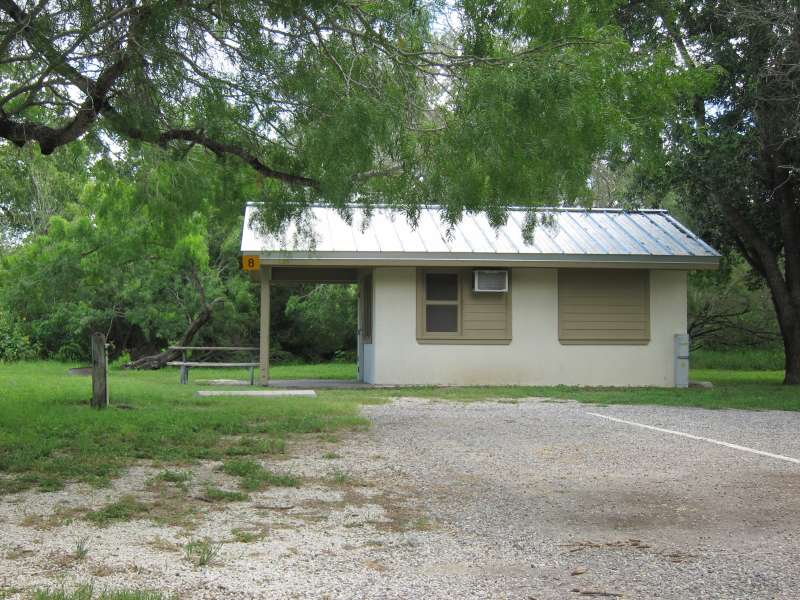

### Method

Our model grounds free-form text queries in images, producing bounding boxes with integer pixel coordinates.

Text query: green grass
[142,361,357,381]
[364,369,798,411]
[231,527,267,543]
[224,436,285,456]
[156,470,192,484]
[184,538,222,567]
[33,587,173,600]
[85,496,149,526]
[220,458,299,491]
[692,348,784,371]
[1,360,799,497]
[0,361,369,495]
[203,486,248,503]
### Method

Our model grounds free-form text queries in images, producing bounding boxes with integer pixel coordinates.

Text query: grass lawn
[0,362,369,495]
[390,368,798,411]
[0,359,798,495]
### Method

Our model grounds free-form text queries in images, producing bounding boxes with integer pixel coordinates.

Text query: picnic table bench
[167,346,259,385]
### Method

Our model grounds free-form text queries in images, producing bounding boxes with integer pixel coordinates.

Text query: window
[416,269,512,344]
[423,272,460,333]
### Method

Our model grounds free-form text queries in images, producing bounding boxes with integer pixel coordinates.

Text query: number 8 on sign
[242,255,260,271]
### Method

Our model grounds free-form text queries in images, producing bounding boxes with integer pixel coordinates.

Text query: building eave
[246,251,720,271]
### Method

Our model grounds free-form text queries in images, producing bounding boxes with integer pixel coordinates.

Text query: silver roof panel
[241,204,720,268]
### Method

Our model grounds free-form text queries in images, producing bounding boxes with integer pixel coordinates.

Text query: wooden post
[259,266,271,385]
[91,332,109,409]
[180,349,188,384]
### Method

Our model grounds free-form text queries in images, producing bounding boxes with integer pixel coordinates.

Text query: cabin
[241,204,719,387]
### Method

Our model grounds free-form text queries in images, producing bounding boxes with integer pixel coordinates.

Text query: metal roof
[241,204,720,269]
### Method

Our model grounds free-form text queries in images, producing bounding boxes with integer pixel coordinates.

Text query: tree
[0,1,681,220]
[617,1,800,383]
[688,262,780,351]
[0,141,89,250]
[284,284,357,360]
[0,143,256,362]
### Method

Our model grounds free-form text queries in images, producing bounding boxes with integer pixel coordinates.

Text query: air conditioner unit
[473,270,508,293]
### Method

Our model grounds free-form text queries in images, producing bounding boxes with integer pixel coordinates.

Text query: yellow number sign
[242,255,260,271]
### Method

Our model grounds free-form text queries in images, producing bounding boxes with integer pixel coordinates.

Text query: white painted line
[586,412,800,465]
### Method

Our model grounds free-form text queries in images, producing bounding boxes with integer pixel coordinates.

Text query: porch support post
[259,265,271,385]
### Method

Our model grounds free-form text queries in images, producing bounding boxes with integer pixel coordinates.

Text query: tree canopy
[0,0,691,224]
[618,0,800,383]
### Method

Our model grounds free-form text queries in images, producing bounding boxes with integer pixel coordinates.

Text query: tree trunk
[780,311,800,385]
[124,299,222,370]
[716,198,800,385]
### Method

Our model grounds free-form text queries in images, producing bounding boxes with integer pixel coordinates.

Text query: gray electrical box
[674,334,690,388]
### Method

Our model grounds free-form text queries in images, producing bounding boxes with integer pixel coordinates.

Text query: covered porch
[257,266,373,386]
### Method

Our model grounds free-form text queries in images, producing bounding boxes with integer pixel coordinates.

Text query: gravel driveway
[2,397,799,599]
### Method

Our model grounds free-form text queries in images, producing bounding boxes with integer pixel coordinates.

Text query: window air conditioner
[473,270,508,293]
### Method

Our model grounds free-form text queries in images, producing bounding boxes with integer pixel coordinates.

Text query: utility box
[674,334,690,388]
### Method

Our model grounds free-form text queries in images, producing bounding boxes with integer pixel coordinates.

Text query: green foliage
[0,141,363,364]
[0,144,258,361]
[688,263,781,351]
[283,285,358,361]
[0,1,698,220]
[616,1,800,381]
[0,310,38,361]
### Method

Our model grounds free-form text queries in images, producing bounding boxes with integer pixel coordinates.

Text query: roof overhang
[250,251,720,270]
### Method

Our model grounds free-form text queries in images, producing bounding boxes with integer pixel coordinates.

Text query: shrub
[0,311,39,361]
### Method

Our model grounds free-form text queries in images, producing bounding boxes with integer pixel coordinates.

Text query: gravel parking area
[2,397,799,599]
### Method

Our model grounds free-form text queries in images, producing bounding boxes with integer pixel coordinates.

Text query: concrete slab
[196,379,392,389]
[266,379,395,389]
[196,390,317,398]
[196,379,250,386]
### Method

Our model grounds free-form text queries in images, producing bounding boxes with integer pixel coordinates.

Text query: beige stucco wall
[370,267,687,387]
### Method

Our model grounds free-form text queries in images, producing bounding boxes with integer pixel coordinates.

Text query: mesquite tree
[0,1,682,218]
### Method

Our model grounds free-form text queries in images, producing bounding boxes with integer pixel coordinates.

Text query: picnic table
[166,346,259,385]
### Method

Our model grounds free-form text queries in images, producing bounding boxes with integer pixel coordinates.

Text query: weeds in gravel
[5,546,34,560]
[85,496,149,526]
[146,536,180,552]
[32,584,174,599]
[409,517,435,531]
[329,469,351,485]
[21,505,84,530]
[322,452,341,459]
[231,527,267,543]
[184,539,222,566]
[203,486,248,503]
[220,459,299,491]
[73,537,89,560]
[225,437,286,456]
[157,470,192,484]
